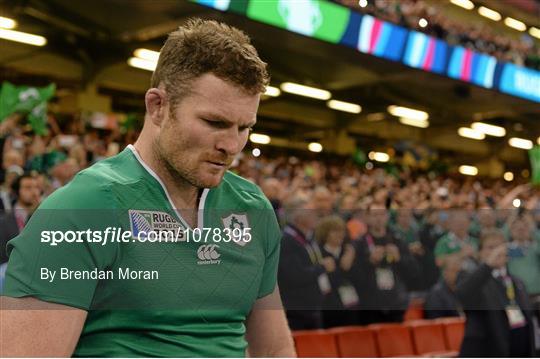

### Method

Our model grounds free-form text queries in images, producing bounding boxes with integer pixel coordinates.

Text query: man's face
[397,209,412,228]
[478,209,496,228]
[155,74,260,188]
[449,211,470,238]
[443,254,462,287]
[18,177,41,208]
[313,190,333,214]
[368,205,389,230]
[510,218,532,241]
[480,237,507,265]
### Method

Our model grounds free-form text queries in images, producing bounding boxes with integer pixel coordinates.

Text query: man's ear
[145,88,167,126]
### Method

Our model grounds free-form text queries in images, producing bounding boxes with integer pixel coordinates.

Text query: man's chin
[197,173,226,188]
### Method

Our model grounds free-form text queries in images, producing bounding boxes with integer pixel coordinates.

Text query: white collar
[127,144,209,229]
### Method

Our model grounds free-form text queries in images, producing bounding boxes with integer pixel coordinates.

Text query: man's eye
[204,119,227,128]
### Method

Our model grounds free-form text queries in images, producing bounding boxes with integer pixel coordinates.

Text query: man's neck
[14,201,31,212]
[291,223,310,238]
[132,141,200,225]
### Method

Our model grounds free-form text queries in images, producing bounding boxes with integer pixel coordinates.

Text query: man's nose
[216,129,244,156]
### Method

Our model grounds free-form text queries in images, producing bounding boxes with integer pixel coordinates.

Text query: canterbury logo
[197,244,221,264]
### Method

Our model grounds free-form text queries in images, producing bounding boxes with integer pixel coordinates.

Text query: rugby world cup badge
[221,213,251,246]
[129,210,185,241]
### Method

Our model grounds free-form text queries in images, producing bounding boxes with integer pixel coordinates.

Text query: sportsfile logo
[129,210,184,241]
[197,244,221,265]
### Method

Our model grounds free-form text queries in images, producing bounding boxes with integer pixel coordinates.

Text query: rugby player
[1,19,295,357]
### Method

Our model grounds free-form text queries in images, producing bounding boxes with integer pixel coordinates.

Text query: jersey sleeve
[257,203,282,298]
[3,175,119,310]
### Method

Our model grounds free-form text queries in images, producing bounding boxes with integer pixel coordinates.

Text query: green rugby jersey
[4,145,281,357]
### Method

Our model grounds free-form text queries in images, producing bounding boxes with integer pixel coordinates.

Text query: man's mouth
[207,161,228,168]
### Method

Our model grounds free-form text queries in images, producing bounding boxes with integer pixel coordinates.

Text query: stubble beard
[153,136,226,190]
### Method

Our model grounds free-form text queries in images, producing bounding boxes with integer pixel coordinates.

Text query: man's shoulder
[221,171,261,193]
[217,171,270,207]
[41,150,138,210]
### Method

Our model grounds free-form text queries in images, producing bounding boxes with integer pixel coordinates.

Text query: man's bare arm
[1,296,87,357]
[245,286,296,357]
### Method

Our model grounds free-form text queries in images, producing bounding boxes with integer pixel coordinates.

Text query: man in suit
[278,195,334,330]
[350,203,420,324]
[0,173,41,263]
[456,228,535,357]
[424,253,464,319]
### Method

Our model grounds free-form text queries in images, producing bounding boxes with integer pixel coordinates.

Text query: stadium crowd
[338,0,540,70]
[1,114,540,355]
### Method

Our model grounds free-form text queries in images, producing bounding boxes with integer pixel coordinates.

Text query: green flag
[352,148,367,166]
[529,146,540,185]
[0,81,56,135]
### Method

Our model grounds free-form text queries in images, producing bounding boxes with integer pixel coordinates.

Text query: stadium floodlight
[368,151,390,162]
[471,122,506,137]
[0,16,17,29]
[387,105,429,121]
[252,148,261,157]
[459,165,478,176]
[280,82,331,100]
[458,127,485,140]
[249,133,271,144]
[128,57,156,71]
[504,17,526,31]
[450,0,474,10]
[530,27,540,40]
[308,142,323,153]
[504,172,514,182]
[399,117,429,128]
[327,100,361,114]
[134,48,160,62]
[0,28,46,46]
[508,137,533,150]
[478,6,501,21]
[264,86,281,97]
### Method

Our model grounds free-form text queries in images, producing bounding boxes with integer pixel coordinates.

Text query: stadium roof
[1,0,539,167]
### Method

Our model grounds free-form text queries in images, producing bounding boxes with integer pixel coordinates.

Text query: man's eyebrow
[200,112,256,127]
[199,112,231,123]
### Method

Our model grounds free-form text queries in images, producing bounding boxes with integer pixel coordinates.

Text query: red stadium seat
[435,317,465,352]
[329,326,379,357]
[292,330,339,358]
[369,323,416,357]
[404,299,425,321]
[406,320,457,357]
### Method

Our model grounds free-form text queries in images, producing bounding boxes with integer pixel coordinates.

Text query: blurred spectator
[337,0,540,70]
[0,173,41,263]
[0,165,23,213]
[278,196,329,330]
[435,210,478,272]
[418,209,445,287]
[456,229,535,357]
[507,213,540,297]
[392,207,434,291]
[260,177,284,219]
[470,207,500,239]
[350,203,420,324]
[313,186,334,216]
[315,215,358,328]
[424,253,464,319]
